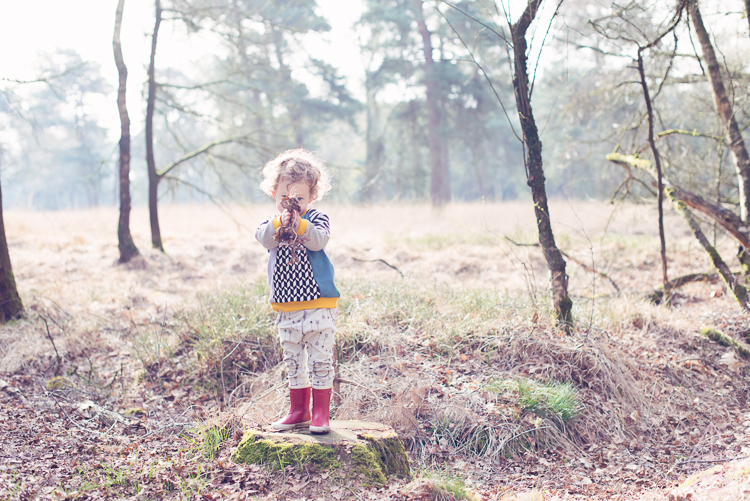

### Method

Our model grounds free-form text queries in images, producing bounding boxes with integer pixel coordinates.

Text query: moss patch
[123,407,146,417]
[232,432,340,471]
[361,435,411,479]
[231,421,412,489]
[351,444,387,486]
[701,327,750,360]
[46,376,75,391]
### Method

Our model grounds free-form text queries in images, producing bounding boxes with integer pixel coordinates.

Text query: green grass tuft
[183,422,231,461]
[497,378,583,425]
[420,467,477,501]
[179,278,279,387]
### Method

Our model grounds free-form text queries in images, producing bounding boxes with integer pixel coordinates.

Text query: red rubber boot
[310,388,332,434]
[272,387,311,430]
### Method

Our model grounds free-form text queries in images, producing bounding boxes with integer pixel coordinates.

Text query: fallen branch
[701,327,750,360]
[677,455,750,465]
[665,191,750,311]
[39,315,62,376]
[352,257,404,277]
[142,422,193,438]
[606,152,750,250]
[646,272,720,304]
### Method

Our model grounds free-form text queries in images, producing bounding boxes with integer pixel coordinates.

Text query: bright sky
[0,0,365,134]
[0,0,574,143]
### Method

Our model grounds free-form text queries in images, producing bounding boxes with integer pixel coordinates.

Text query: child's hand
[281,210,300,230]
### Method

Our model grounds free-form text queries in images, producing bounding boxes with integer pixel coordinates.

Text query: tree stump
[231,420,411,486]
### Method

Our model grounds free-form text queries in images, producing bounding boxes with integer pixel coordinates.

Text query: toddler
[255,148,339,434]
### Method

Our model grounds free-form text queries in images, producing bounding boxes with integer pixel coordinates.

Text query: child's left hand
[281,209,300,231]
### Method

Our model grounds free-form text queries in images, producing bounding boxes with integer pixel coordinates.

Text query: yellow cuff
[272,216,281,229]
[271,297,338,312]
[296,219,308,236]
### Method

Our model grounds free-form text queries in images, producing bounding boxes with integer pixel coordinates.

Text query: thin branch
[434,0,508,41]
[657,129,725,141]
[351,257,403,277]
[677,455,750,465]
[529,0,564,99]
[39,315,62,376]
[156,135,250,179]
[503,237,621,294]
[0,62,88,85]
[432,2,522,142]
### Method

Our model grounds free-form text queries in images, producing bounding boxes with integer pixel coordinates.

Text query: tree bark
[689,0,750,224]
[666,192,750,311]
[146,0,164,251]
[637,50,670,304]
[745,0,750,37]
[510,0,572,331]
[413,0,451,207]
[113,0,139,264]
[0,169,24,322]
[607,153,750,250]
[362,72,384,201]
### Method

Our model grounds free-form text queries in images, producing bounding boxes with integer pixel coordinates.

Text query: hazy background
[1,0,748,210]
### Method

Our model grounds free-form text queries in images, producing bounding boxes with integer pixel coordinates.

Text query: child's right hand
[281,210,299,229]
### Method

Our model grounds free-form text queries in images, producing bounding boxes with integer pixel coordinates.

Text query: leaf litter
[1,203,750,500]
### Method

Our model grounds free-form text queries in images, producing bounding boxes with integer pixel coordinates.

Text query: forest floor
[1,201,749,501]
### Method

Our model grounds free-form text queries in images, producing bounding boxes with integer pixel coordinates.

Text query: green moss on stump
[352,444,387,485]
[231,420,411,486]
[359,434,411,480]
[231,432,339,471]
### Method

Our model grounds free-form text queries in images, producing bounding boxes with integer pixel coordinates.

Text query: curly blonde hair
[259,148,332,200]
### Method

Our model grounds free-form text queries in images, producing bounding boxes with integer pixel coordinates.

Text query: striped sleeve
[302,209,330,251]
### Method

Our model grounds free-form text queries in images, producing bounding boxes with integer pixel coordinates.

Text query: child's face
[273,179,314,215]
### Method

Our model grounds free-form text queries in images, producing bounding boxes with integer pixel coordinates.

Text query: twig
[352,258,403,277]
[142,422,193,438]
[221,340,244,408]
[42,382,104,437]
[39,315,62,376]
[103,363,123,389]
[503,237,621,294]
[337,376,381,401]
[677,455,750,465]
[155,305,179,423]
[246,380,286,403]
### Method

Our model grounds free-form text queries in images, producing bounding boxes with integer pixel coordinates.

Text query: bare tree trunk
[413,0,451,206]
[510,0,572,332]
[689,1,750,225]
[113,0,139,264]
[0,157,24,322]
[637,50,671,304]
[362,74,384,201]
[146,0,164,251]
[272,29,305,147]
[363,66,386,200]
[745,0,750,36]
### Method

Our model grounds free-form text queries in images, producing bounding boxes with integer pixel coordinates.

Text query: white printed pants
[277,308,336,390]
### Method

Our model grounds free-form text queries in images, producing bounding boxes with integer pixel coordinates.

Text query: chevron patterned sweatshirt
[255,208,339,312]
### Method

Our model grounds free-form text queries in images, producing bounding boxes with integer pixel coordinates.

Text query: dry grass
[2,201,750,500]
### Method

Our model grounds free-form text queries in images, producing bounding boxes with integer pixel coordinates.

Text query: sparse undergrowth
[3,203,750,500]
